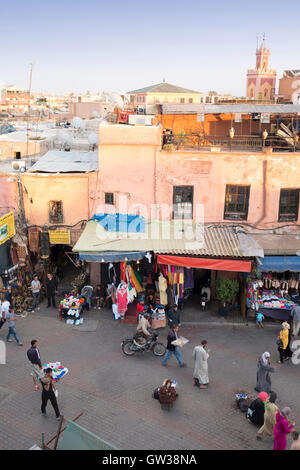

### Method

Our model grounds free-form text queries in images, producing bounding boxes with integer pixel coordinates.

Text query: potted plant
[216,278,239,317]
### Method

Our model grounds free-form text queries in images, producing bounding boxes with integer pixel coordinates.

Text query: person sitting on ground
[247,392,268,426]
[290,430,300,450]
[157,379,177,406]
[146,294,156,311]
[256,391,279,439]
[92,284,104,309]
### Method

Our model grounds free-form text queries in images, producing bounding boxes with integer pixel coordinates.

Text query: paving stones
[0,303,299,450]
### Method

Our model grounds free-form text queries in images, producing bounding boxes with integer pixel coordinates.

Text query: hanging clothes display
[108,263,117,285]
[184,268,194,289]
[127,265,143,293]
[116,282,129,318]
[158,274,168,306]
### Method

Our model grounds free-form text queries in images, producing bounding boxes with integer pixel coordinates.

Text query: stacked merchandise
[257,295,296,310]
[247,275,298,320]
[42,362,69,382]
[59,295,84,325]
[151,304,166,329]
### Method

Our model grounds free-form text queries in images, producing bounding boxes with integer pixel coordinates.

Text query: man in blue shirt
[5,307,23,346]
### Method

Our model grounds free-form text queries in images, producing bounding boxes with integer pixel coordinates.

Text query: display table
[258,307,292,322]
[59,295,84,324]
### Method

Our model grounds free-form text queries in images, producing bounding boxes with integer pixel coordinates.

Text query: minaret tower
[246,36,277,100]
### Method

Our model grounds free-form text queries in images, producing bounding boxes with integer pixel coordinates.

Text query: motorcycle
[121,330,166,357]
[201,292,208,311]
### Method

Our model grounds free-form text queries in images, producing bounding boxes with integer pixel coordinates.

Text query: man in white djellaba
[193,340,210,389]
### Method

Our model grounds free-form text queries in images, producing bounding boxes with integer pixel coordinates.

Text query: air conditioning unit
[12,160,26,171]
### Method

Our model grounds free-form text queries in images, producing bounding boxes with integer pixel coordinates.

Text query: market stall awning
[257,256,300,272]
[73,220,259,259]
[79,251,146,263]
[157,254,252,272]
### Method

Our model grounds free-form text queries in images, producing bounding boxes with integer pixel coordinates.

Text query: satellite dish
[92,110,100,118]
[109,92,124,109]
[56,129,73,147]
[72,116,84,129]
[88,133,98,146]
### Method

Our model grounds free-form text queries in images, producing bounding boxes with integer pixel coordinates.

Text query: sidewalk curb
[182,321,281,328]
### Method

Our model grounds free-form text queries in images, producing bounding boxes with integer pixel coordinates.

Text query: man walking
[167,304,181,328]
[5,306,23,346]
[27,339,44,390]
[0,297,10,330]
[193,340,210,389]
[46,273,57,308]
[31,275,41,313]
[162,324,186,368]
[291,303,300,337]
[41,368,61,419]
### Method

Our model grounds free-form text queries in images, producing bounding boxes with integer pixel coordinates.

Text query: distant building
[246,41,277,101]
[127,82,204,110]
[278,70,300,104]
[0,85,31,114]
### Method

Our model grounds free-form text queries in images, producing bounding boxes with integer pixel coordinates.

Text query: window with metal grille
[180,98,185,103]
[189,98,193,103]
[49,201,63,224]
[173,186,193,219]
[224,185,250,220]
[278,189,299,222]
[105,192,114,205]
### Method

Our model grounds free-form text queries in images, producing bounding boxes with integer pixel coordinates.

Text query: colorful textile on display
[42,362,69,382]
[116,282,129,314]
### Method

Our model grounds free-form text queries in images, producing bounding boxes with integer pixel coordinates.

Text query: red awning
[156,254,252,272]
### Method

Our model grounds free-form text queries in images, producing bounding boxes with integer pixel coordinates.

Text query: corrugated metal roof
[162,103,300,115]
[28,150,98,173]
[128,82,202,95]
[73,221,255,258]
[251,233,300,256]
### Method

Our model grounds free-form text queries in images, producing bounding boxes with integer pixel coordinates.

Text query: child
[256,311,264,328]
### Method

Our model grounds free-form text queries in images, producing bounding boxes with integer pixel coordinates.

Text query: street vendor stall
[247,268,299,321]
[59,294,84,325]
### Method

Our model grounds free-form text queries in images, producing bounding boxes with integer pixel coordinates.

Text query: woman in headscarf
[255,352,275,393]
[277,322,290,364]
[246,392,269,426]
[273,407,295,450]
[256,391,279,439]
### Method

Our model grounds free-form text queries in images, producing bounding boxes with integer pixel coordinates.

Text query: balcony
[162,133,300,153]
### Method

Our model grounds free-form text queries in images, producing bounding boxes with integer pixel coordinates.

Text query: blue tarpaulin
[257,256,300,272]
[92,213,145,233]
[79,251,147,263]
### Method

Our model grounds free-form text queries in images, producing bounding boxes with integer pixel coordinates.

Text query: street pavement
[0,303,300,450]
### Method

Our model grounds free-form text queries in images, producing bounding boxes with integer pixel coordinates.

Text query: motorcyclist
[136,311,153,344]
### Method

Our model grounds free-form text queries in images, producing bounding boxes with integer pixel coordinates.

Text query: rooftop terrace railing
[162,134,300,153]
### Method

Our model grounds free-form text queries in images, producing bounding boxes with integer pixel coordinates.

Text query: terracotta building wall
[21,173,90,227]
[0,175,18,217]
[96,124,300,229]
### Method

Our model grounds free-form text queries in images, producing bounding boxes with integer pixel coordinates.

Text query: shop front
[247,256,300,322]
[73,218,259,322]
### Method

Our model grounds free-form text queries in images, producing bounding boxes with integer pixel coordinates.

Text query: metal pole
[53,415,64,450]
[26,63,34,157]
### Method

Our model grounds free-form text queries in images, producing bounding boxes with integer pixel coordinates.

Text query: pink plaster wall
[96,124,300,228]
[0,175,18,217]
[21,173,90,226]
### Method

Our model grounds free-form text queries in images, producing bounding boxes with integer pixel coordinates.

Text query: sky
[1,0,300,96]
